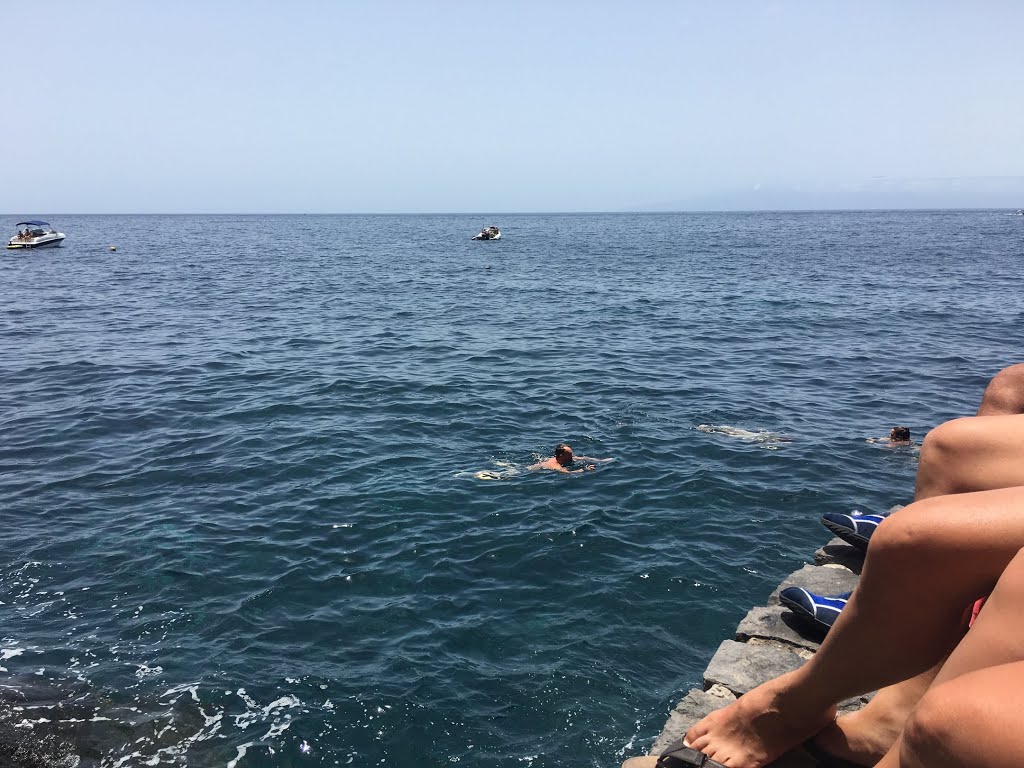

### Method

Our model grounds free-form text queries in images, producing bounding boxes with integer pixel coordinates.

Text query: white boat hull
[6,233,65,250]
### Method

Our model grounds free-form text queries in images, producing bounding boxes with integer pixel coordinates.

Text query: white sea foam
[696,423,792,447]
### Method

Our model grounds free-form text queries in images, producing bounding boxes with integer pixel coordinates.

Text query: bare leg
[682,487,1024,768]
[897,662,1024,768]
[910,365,1024,500]
[976,362,1024,416]
[808,372,1024,764]
[914,414,1024,501]
[873,546,1024,767]
[811,661,942,766]
[817,374,1024,761]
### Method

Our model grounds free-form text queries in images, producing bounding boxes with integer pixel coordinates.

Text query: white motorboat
[6,220,66,250]
[471,225,501,241]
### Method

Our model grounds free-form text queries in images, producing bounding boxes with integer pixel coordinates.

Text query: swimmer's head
[890,426,911,442]
[554,443,574,466]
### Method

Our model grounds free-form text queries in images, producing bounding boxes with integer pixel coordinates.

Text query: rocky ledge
[645,535,871,767]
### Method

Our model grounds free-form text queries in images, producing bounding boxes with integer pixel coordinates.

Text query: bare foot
[810,705,907,766]
[684,672,838,768]
[810,662,940,766]
[620,757,657,768]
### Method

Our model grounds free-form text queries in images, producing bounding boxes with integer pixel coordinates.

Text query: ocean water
[1,211,1021,767]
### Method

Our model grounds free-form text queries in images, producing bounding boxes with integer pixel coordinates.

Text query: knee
[903,663,1024,767]
[917,418,980,488]
[900,683,962,766]
[979,363,1024,415]
[868,496,958,563]
[864,507,920,560]
[920,417,972,461]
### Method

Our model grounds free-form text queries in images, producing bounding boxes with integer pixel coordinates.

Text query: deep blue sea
[1,211,1022,767]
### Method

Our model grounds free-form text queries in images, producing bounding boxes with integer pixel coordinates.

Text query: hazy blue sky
[6,1,1023,213]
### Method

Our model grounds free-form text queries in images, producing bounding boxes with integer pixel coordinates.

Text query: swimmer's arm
[575,456,613,463]
[528,460,569,472]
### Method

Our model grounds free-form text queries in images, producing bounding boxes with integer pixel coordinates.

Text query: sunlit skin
[623,488,1024,768]
[623,363,1024,768]
[529,444,612,473]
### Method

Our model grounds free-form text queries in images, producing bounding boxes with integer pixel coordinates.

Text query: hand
[586,464,596,471]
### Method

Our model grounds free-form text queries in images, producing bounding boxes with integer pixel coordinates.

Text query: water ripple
[1,211,1018,766]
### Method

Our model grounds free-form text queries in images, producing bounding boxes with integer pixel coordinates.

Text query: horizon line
[2,206,1020,217]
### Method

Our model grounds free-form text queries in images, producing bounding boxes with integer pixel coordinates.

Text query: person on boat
[529,444,611,473]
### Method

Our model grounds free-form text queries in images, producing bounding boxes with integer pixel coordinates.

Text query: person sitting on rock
[624,484,1024,768]
[676,362,1024,767]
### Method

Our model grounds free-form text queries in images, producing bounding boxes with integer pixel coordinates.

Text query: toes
[685,719,712,745]
[687,732,712,752]
[620,757,658,768]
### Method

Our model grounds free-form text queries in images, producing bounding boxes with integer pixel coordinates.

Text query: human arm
[529,458,568,472]
[530,461,590,473]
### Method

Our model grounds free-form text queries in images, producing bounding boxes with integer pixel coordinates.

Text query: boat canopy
[16,220,52,227]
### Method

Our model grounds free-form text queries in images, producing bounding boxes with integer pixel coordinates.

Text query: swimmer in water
[867,426,912,446]
[696,424,792,443]
[529,443,612,473]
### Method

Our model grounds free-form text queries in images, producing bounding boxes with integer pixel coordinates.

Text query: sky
[5,1,1024,213]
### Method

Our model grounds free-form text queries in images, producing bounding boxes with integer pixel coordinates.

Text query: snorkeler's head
[890,426,911,442]
[554,444,574,465]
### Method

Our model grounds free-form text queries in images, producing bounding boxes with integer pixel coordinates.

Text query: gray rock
[704,640,806,696]
[651,687,736,754]
[649,686,860,768]
[813,539,865,573]
[735,606,824,652]
[644,528,895,767]
[839,693,873,713]
[769,564,859,605]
